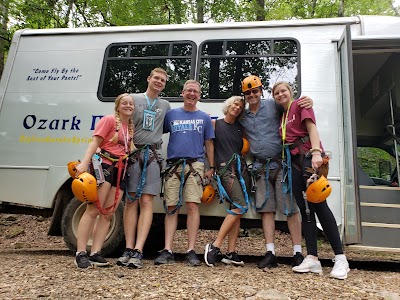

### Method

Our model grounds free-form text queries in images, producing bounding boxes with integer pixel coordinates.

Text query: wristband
[210,166,216,170]
[309,147,322,153]
[311,152,322,156]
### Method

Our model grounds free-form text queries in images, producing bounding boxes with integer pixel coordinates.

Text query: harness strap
[215,154,250,215]
[126,144,161,203]
[161,158,201,215]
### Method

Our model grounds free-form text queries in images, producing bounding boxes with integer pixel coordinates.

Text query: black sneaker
[127,249,144,269]
[117,248,135,266]
[221,252,244,266]
[257,251,278,269]
[154,249,175,265]
[89,252,110,267]
[292,252,304,267]
[75,251,91,269]
[204,243,220,267]
[186,250,201,267]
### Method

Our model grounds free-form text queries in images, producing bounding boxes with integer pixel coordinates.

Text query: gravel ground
[0,214,399,299]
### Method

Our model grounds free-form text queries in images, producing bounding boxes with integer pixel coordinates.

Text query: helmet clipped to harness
[201,184,216,204]
[67,161,80,178]
[241,138,250,155]
[241,75,262,93]
[72,172,98,203]
[305,175,332,203]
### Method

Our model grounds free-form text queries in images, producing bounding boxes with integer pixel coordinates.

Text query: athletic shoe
[257,251,278,269]
[154,249,175,265]
[127,249,144,269]
[75,251,91,269]
[88,252,110,267]
[186,250,202,267]
[330,255,350,280]
[204,243,221,267]
[292,255,322,274]
[221,252,244,266]
[292,252,304,267]
[116,248,135,266]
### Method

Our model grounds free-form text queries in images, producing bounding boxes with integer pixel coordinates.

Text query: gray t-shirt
[131,93,171,145]
[240,99,281,159]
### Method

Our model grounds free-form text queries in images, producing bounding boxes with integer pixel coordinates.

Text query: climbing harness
[160,158,202,215]
[214,153,250,215]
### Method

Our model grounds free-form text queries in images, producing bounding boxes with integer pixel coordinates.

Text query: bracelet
[311,152,322,156]
[210,166,216,170]
[309,147,322,153]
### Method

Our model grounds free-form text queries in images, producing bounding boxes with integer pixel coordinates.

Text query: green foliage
[357,147,396,178]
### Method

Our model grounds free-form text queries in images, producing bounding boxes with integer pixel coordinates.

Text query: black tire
[61,198,125,257]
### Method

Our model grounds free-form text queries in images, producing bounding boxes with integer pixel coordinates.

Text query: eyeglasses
[244,88,260,96]
[185,88,200,94]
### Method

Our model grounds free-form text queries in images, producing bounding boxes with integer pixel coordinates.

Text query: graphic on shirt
[170,119,204,134]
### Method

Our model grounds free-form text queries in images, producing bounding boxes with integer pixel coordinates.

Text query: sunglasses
[244,88,260,96]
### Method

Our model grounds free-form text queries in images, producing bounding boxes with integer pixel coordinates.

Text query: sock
[293,245,302,255]
[335,254,346,260]
[76,251,86,256]
[266,243,275,255]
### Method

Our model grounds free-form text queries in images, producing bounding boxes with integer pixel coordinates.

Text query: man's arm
[204,139,215,180]
[297,96,313,109]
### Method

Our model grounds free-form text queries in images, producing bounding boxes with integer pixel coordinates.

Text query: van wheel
[61,198,125,257]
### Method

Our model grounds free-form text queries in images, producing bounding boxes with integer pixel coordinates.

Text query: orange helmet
[72,172,98,203]
[201,184,216,204]
[241,138,250,155]
[242,75,262,93]
[306,175,332,203]
[67,161,80,178]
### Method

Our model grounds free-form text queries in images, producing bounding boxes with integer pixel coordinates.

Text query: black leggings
[291,155,343,257]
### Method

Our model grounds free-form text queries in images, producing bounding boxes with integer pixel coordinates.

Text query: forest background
[0,0,399,176]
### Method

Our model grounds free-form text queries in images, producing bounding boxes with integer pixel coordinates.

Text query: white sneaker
[330,255,350,280]
[292,255,323,274]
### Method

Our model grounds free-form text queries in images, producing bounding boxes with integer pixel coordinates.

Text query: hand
[311,153,323,170]
[75,162,89,177]
[204,169,214,181]
[297,96,313,109]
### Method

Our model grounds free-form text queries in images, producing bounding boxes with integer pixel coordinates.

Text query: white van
[0,15,399,255]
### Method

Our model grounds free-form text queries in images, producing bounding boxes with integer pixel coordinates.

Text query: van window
[99,41,196,101]
[198,39,300,100]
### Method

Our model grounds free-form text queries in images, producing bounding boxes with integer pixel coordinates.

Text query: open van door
[337,25,362,244]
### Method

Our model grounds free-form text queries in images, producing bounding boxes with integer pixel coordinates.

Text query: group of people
[72,68,350,280]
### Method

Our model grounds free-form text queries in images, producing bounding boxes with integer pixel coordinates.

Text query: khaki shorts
[164,161,204,206]
[219,167,250,208]
[255,167,299,217]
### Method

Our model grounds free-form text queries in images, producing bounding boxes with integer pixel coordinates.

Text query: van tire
[61,198,124,257]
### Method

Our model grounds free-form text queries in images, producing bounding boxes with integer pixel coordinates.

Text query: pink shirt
[279,100,324,155]
[93,115,132,164]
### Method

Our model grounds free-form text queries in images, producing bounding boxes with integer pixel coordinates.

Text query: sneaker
[116,248,135,266]
[75,251,91,269]
[221,252,244,266]
[257,251,278,269]
[186,250,202,267]
[292,252,304,267]
[330,255,350,280]
[154,249,175,265]
[126,249,144,269]
[292,255,322,274]
[204,243,220,267]
[89,252,110,267]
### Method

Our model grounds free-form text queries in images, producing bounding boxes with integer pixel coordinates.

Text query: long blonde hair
[109,93,135,152]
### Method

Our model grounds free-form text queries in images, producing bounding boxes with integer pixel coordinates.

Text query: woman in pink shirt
[273,82,350,280]
[74,93,135,269]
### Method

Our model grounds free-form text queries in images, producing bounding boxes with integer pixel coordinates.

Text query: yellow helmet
[201,184,216,204]
[72,172,98,203]
[242,75,262,93]
[306,175,332,203]
[67,161,80,178]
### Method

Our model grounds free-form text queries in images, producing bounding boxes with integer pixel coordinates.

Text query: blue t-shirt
[164,108,215,161]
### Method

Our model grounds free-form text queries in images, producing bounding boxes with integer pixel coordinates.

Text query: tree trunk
[338,0,345,17]
[256,0,265,21]
[0,0,9,78]
[196,0,204,23]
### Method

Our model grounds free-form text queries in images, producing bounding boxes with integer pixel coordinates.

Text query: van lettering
[70,116,81,130]
[90,115,103,130]
[38,119,47,130]
[49,119,60,130]
[22,115,81,130]
[23,115,36,129]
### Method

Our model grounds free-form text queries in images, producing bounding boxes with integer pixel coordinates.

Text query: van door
[337,25,362,244]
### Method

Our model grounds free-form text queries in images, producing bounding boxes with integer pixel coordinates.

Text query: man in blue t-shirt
[154,79,215,267]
